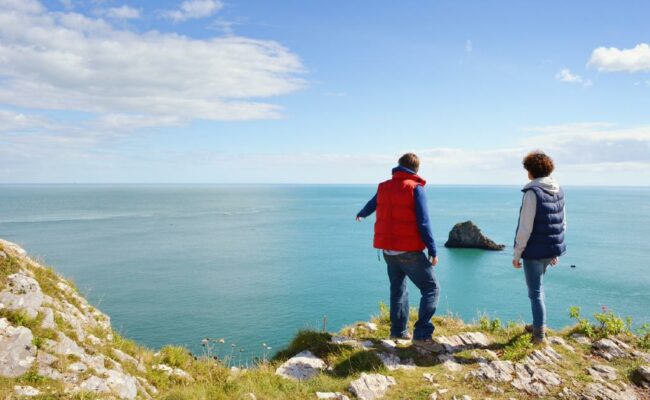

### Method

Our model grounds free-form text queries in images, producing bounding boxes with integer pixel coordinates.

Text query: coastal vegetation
[1,239,649,399]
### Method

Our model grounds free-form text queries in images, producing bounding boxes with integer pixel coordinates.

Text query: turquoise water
[0,184,648,358]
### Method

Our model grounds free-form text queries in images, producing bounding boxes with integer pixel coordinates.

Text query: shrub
[569,305,630,338]
[478,314,502,332]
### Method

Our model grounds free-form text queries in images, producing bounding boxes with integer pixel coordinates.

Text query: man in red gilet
[356,153,439,343]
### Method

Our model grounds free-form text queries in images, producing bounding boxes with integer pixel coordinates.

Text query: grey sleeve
[513,191,537,260]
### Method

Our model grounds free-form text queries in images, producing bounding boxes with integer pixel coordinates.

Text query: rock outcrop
[444,221,505,250]
[348,373,396,400]
[0,240,156,399]
[2,238,649,400]
[275,351,327,380]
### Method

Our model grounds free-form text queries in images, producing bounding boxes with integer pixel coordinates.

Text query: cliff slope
[1,239,649,400]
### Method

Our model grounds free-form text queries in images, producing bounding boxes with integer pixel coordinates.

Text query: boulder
[0,273,43,318]
[0,318,36,377]
[349,373,396,400]
[275,351,326,380]
[592,339,627,360]
[445,221,506,250]
[444,221,505,250]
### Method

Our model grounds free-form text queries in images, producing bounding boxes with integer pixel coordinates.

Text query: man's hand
[512,258,522,269]
[430,256,438,266]
[355,216,362,222]
[550,257,559,266]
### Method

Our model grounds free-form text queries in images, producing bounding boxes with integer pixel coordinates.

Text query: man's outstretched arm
[414,186,437,260]
[356,194,377,220]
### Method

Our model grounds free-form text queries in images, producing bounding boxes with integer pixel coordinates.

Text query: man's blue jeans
[383,251,439,340]
[523,258,552,329]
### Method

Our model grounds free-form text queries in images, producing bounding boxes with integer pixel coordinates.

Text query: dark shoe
[531,327,546,344]
[390,332,412,340]
[524,324,533,333]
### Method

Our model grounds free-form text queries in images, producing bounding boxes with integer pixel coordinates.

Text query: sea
[0,184,648,360]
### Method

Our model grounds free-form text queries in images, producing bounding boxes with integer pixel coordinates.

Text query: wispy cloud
[102,5,141,20]
[4,120,646,184]
[588,43,650,72]
[0,0,306,126]
[465,39,473,53]
[162,0,222,22]
[555,69,592,87]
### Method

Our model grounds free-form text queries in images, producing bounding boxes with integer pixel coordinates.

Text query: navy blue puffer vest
[518,186,566,259]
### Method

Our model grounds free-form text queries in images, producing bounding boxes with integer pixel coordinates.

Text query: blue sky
[0,0,649,184]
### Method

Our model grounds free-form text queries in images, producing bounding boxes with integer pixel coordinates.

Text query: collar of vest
[391,166,426,186]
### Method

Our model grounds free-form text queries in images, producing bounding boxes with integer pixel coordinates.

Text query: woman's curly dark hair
[523,151,554,178]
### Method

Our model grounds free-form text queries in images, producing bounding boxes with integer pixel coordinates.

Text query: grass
[3,245,650,400]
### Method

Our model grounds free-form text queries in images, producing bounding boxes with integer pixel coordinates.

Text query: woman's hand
[512,259,522,268]
[430,256,438,266]
[550,257,559,266]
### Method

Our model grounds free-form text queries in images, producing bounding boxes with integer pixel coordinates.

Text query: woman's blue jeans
[383,251,440,340]
[523,258,552,329]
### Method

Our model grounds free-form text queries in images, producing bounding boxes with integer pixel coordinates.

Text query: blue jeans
[383,251,440,340]
[523,258,552,329]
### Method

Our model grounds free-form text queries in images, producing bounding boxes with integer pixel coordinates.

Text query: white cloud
[0,1,306,124]
[465,39,472,53]
[162,0,222,22]
[588,43,650,72]
[103,5,141,19]
[555,68,592,87]
[0,109,50,132]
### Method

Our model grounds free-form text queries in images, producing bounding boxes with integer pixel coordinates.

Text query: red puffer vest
[374,170,427,251]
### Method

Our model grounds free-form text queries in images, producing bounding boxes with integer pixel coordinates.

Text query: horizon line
[0,182,648,188]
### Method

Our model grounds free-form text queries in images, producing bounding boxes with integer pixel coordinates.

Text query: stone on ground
[275,351,326,380]
[348,373,396,400]
[0,273,43,318]
[0,318,36,377]
[14,385,40,397]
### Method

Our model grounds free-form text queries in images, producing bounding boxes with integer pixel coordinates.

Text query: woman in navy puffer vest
[513,152,566,344]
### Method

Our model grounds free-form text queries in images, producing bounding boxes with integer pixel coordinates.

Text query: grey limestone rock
[0,273,43,318]
[435,332,491,353]
[105,369,138,400]
[275,351,326,380]
[592,339,627,361]
[444,221,505,250]
[588,364,619,382]
[13,385,40,397]
[349,373,396,400]
[469,360,515,382]
[0,317,36,377]
[580,382,638,400]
